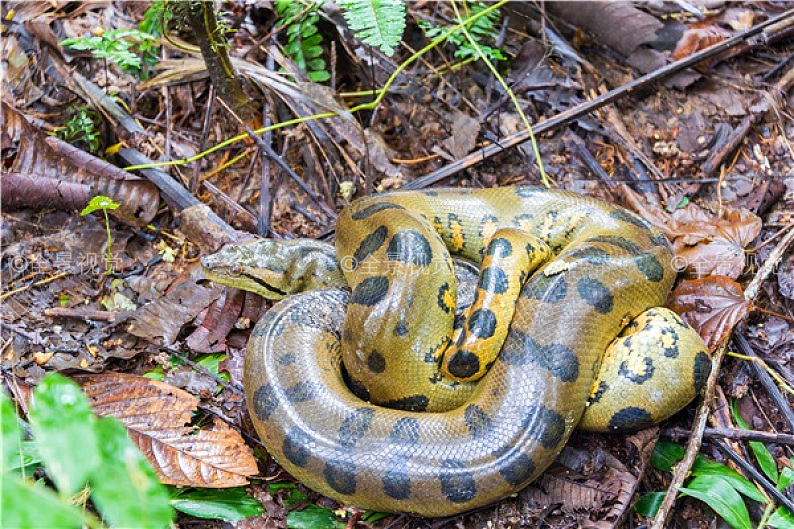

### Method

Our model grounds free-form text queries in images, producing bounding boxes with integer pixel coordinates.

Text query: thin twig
[663,426,794,445]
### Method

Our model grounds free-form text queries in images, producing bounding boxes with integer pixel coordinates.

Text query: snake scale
[202,186,710,517]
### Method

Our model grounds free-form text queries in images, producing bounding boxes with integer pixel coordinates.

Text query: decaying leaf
[622,187,761,279]
[1,102,159,226]
[673,8,754,60]
[80,372,257,488]
[128,267,223,345]
[668,276,751,351]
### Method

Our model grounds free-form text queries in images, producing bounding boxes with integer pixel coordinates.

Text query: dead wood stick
[402,8,794,192]
[651,216,794,528]
[663,426,794,445]
[43,307,119,322]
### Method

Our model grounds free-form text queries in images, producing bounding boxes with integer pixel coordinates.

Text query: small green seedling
[81,195,120,275]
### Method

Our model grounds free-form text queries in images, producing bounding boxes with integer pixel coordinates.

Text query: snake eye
[230,264,242,276]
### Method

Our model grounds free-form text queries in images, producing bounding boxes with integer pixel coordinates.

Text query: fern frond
[336,0,405,56]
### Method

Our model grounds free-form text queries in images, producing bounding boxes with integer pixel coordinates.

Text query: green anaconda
[201,186,710,517]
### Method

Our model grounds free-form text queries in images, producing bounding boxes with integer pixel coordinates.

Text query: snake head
[201,239,345,299]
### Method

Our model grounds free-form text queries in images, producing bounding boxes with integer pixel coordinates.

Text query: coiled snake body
[202,187,710,517]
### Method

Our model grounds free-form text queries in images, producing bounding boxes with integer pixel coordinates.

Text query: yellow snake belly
[203,186,710,517]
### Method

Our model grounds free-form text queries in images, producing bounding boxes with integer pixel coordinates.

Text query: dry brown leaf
[622,187,761,279]
[668,276,751,351]
[672,8,753,61]
[80,372,257,487]
[1,102,158,226]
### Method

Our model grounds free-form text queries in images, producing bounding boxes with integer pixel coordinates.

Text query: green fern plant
[336,0,406,57]
[61,29,160,75]
[276,0,329,83]
[419,2,505,62]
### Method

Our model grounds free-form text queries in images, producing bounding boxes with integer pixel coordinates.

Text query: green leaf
[81,195,120,215]
[286,505,344,529]
[337,0,406,56]
[89,417,174,528]
[5,441,41,474]
[1,392,23,472]
[308,70,331,83]
[779,467,794,491]
[691,457,766,503]
[634,491,666,517]
[731,399,779,483]
[680,475,753,529]
[769,507,794,529]
[651,440,686,472]
[28,373,100,496]
[1,474,88,528]
[170,488,263,521]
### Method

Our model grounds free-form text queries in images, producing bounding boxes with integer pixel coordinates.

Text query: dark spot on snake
[492,446,536,486]
[609,209,651,230]
[252,384,278,421]
[608,407,653,431]
[390,417,420,445]
[660,329,681,357]
[367,350,386,373]
[524,405,567,449]
[386,230,433,267]
[522,274,567,303]
[650,233,673,250]
[339,407,375,448]
[437,283,453,313]
[383,455,411,499]
[241,272,287,297]
[590,381,608,404]
[439,460,477,503]
[635,253,665,282]
[564,246,610,266]
[587,234,642,255]
[514,186,540,197]
[512,213,534,229]
[479,267,509,294]
[478,214,499,238]
[618,357,654,384]
[342,327,354,344]
[468,308,497,339]
[577,277,614,314]
[352,225,388,268]
[278,353,296,366]
[693,351,711,392]
[447,349,481,379]
[285,381,315,403]
[381,394,429,412]
[351,201,405,220]
[347,377,370,402]
[422,190,439,197]
[324,457,357,495]
[393,321,408,336]
[464,404,493,439]
[502,331,579,382]
[282,427,311,467]
[486,237,513,258]
[351,276,390,306]
[453,313,467,332]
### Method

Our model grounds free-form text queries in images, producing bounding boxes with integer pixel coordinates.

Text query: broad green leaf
[81,195,120,215]
[731,399,779,483]
[170,487,263,521]
[1,474,88,528]
[5,441,41,473]
[1,392,23,472]
[692,457,766,503]
[634,491,666,517]
[362,510,389,522]
[28,373,99,496]
[89,417,173,528]
[769,507,794,529]
[779,467,794,491]
[651,440,686,472]
[287,505,344,529]
[680,475,753,529]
